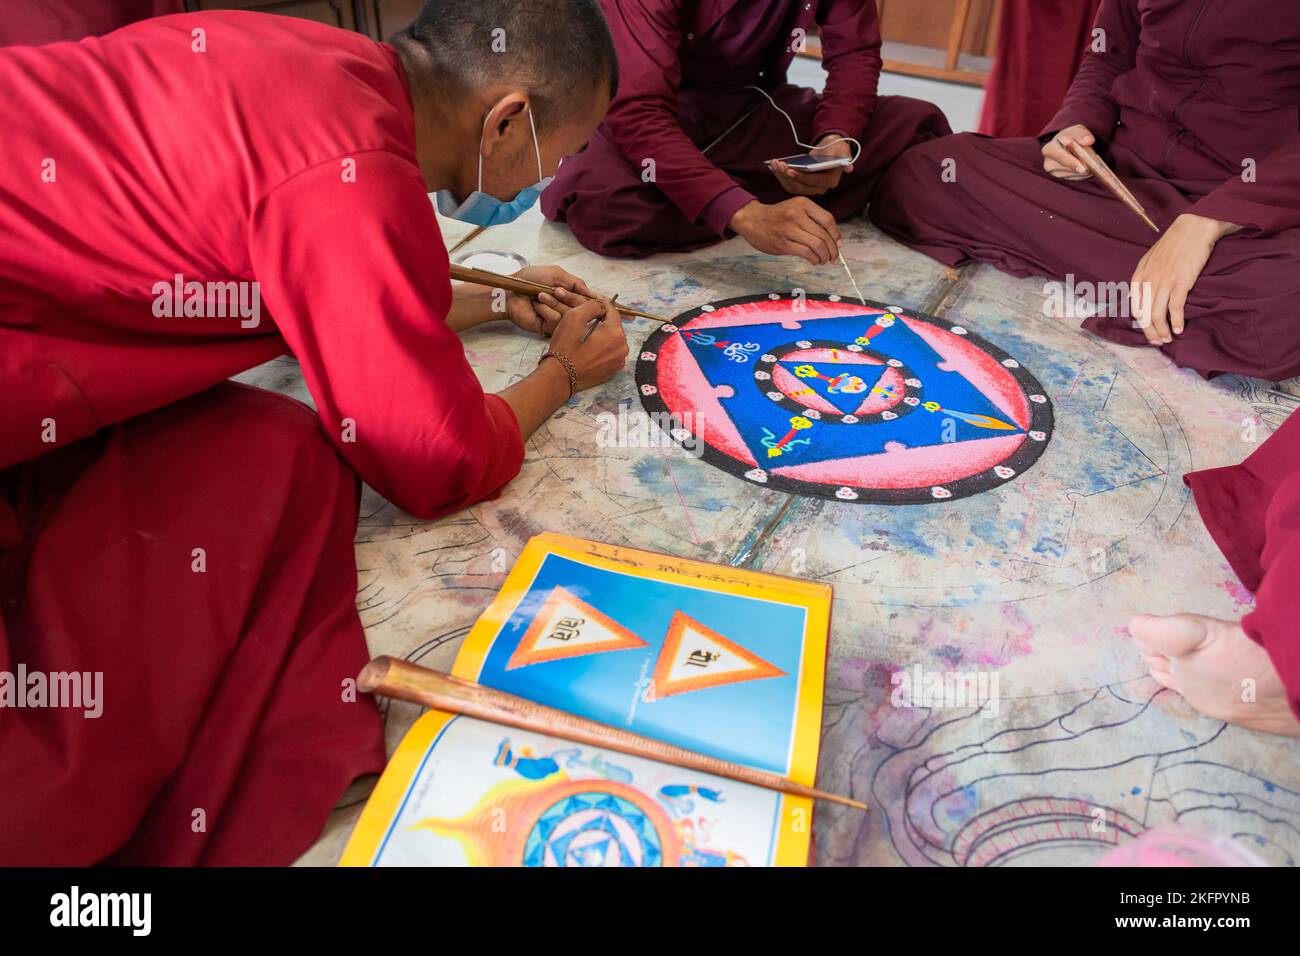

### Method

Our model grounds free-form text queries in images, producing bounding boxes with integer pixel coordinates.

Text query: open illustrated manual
[341,533,832,867]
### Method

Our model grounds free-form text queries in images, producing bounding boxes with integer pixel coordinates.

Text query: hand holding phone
[765,152,853,173]
[767,137,856,197]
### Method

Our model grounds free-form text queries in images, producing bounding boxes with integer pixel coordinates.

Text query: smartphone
[766,152,853,172]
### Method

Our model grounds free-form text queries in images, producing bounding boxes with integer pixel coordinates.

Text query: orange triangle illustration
[506,586,650,670]
[644,610,785,701]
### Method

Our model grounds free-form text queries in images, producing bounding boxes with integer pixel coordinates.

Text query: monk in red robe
[542,0,951,265]
[871,0,1300,735]
[872,0,1300,383]
[976,0,1100,138]
[0,2,626,864]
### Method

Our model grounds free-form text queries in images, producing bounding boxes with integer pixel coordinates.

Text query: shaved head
[390,0,618,126]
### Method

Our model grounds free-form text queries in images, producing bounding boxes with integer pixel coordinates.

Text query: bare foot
[1129,613,1300,737]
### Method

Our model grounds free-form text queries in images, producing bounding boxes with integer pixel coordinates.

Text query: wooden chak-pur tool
[448,263,668,323]
[359,656,867,811]
[1063,140,1161,234]
[447,224,488,255]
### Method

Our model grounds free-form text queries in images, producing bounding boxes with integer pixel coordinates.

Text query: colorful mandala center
[755,339,922,424]
[523,792,664,867]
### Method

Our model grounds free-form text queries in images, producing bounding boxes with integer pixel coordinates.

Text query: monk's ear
[481,92,531,157]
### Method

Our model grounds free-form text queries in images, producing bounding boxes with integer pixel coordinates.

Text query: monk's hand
[1129,213,1240,344]
[545,290,629,389]
[730,198,843,266]
[507,265,597,336]
[1041,124,1096,180]
[769,136,854,197]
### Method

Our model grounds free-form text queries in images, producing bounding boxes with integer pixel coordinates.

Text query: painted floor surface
[237,204,1300,867]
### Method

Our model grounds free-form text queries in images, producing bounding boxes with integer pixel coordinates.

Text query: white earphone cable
[743,84,862,164]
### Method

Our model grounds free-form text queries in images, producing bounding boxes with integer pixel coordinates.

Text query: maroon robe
[0,1,183,47]
[1185,412,1300,720]
[1,383,386,865]
[977,0,1101,138]
[872,0,1300,382]
[1,13,524,864]
[541,0,950,257]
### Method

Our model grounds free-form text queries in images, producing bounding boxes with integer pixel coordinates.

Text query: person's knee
[870,134,960,232]
[179,383,354,497]
[539,133,629,232]
[554,183,691,258]
[877,95,954,141]
[541,132,692,257]
[216,382,324,445]
[556,199,643,257]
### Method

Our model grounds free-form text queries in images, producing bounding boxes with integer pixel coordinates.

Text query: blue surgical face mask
[436,106,552,227]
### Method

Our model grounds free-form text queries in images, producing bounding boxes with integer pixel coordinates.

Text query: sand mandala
[636,293,1054,504]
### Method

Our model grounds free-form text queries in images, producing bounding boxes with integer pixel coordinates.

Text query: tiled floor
[252,183,1300,867]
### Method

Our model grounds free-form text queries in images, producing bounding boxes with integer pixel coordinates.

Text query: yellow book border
[340,708,456,867]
